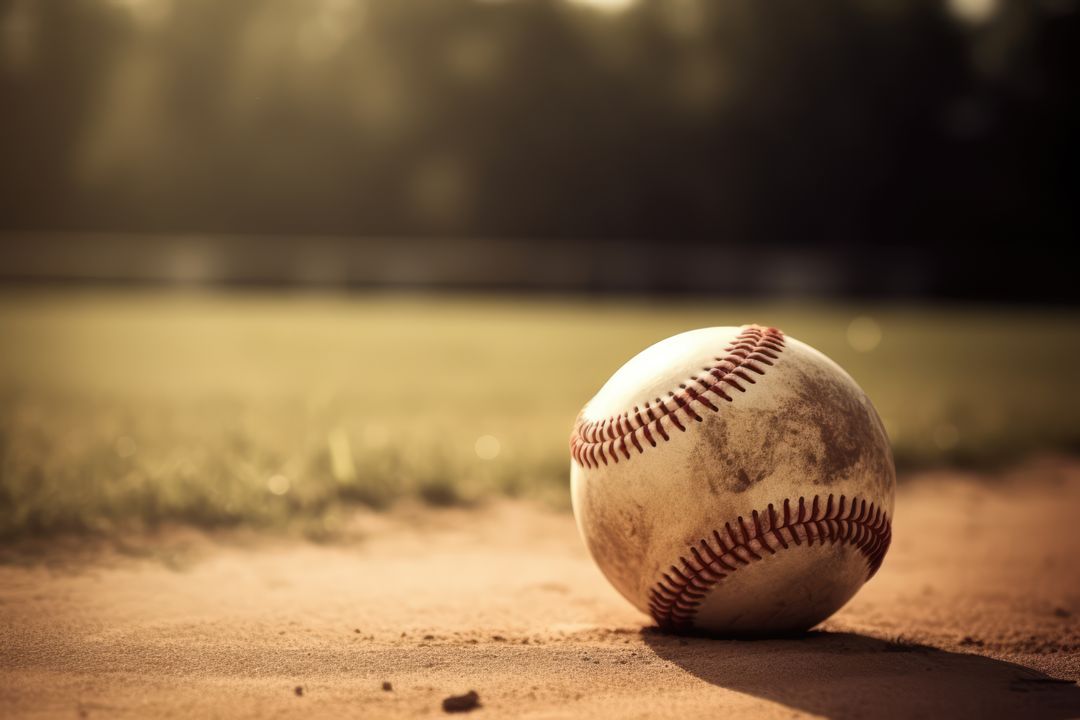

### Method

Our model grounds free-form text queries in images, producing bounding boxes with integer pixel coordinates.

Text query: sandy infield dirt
[2,458,1079,719]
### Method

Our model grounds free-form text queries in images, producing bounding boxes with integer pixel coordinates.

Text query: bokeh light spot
[475,435,501,460]
[267,474,291,495]
[115,436,137,458]
[847,316,883,353]
[328,428,356,483]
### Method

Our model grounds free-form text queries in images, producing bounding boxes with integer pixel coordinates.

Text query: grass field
[1,289,1077,538]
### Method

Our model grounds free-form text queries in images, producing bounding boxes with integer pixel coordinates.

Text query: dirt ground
[2,459,1079,719]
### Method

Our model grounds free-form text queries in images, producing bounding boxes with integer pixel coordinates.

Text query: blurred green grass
[1,289,1077,538]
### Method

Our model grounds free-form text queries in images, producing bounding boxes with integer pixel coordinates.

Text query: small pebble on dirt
[424,634,435,640]
[294,686,304,697]
[382,681,393,692]
[959,636,984,647]
[442,690,481,713]
[491,635,506,641]
[1053,607,1071,618]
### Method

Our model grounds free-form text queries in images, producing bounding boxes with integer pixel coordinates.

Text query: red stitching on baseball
[647,493,891,631]
[570,325,784,469]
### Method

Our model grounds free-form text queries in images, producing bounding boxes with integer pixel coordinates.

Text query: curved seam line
[647,493,891,629]
[570,325,785,469]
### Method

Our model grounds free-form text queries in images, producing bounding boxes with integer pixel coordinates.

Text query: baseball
[570,325,895,635]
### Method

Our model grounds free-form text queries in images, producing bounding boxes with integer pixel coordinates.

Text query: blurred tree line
[0,0,1077,292]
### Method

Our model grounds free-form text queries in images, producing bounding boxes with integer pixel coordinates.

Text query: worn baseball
[570,325,895,635]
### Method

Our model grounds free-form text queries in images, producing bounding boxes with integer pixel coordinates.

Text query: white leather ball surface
[570,325,895,635]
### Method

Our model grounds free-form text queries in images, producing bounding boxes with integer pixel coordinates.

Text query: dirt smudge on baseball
[687,364,893,498]
[789,362,896,497]
[689,411,781,495]
[790,364,872,482]
[579,478,652,604]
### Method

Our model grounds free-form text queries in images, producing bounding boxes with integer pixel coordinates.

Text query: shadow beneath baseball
[641,628,1080,720]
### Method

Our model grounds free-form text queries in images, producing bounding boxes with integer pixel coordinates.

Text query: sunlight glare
[946,0,998,24]
[565,0,638,13]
